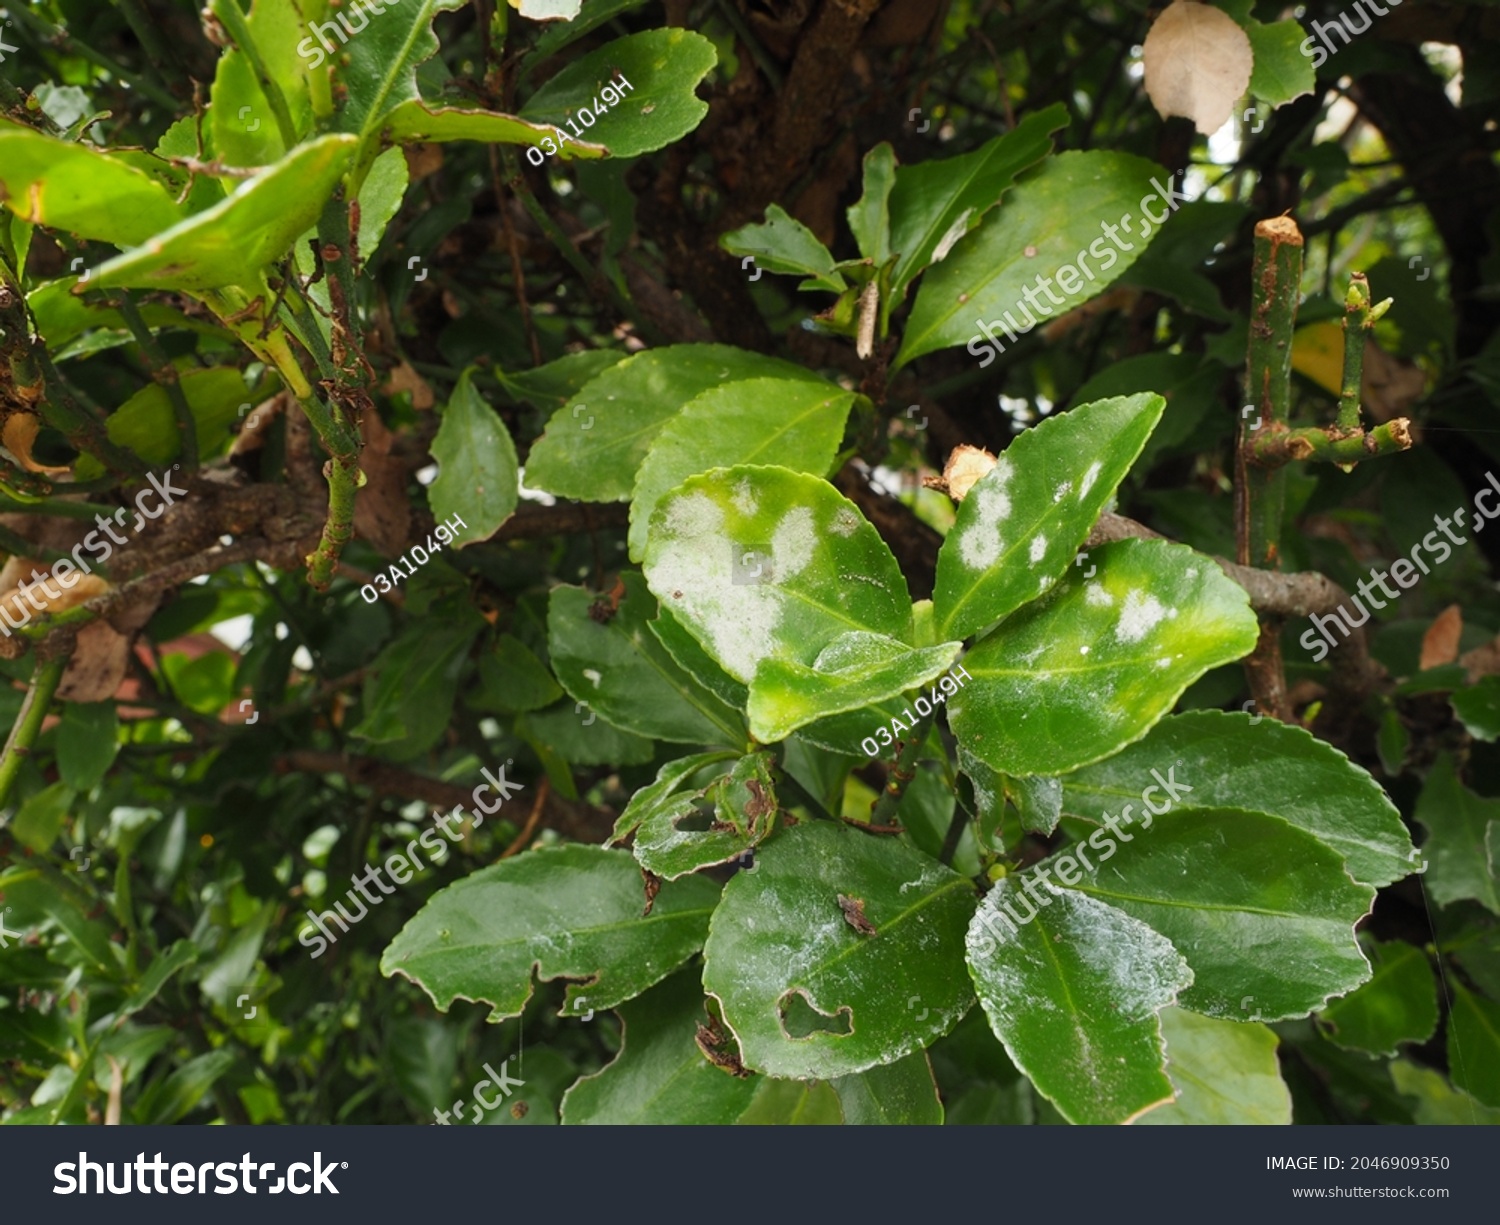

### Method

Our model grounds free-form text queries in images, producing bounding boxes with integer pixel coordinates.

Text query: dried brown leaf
[1143,0,1254,136]
[1420,604,1463,672]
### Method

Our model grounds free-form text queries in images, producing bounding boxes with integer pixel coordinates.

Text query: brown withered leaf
[1,413,71,475]
[57,620,132,703]
[383,360,435,410]
[1142,0,1254,136]
[1421,604,1464,672]
[924,444,997,503]
[352,408,410,556]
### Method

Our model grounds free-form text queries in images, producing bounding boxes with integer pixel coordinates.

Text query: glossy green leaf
[628,378,855,562]
[886,104,1066,303]
[967,882,1188,1124]
[643,467,913,685]
[1066,806,1374,1020]
[747,632,962,744]
[1390,1061,1500,1125]
[520,29,717,159]
[735,1077,844,1124]
[1449,982,1500,1107]
[608,751,739,845]
[355,147,409,261]
[933,393,1165,641]
[1247,18,1316,107]
[952,538,1258,775]
[560,969,760,1124]
[647,605,750,713]
[702,822,975,1079]
[1062,710,1417,888]
[720,206,846,292]
[523,0,653,71]
[1136,1007,1292,1125]
[350,610,486,758]
[497,349,625,413]
[522,703,655,771]
[56,701,120,793]
[847,143,897,266]
[208,0,313,168]
[89,135,357,292]
[1007,773,1063,837]
[381,845,721,1019]
[383,101,607,159]
[525,344,823,501]
[330,0,464,153]
[1452,676,1500,741]
[429,368,520,547]
[830,1049,944,1125]
[1415,754,1500,914]
[549,573,744,747]
[1319,939,1438,1057]
[0,125,186,246]
[632,752,778,880]
[959,743,1008,851]
[898,150,1165,369]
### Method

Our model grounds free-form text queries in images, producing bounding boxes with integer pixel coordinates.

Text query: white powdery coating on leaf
[1029,535,1047,564]
[650,490,781,682]
[1079,460,1103,498]
[958,459,1015,572]
[829,507,860,537]
[772,506,818,579]
[1065,891,1192,1018]
[582,668,602,687]
[732,478,758,517]
[1085,583,1113,607]
[1115,588,1167,644]
[932,207,974,263]
[1053,481,1073,503]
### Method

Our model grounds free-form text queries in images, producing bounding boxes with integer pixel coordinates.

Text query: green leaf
[933,393,1165,640]
[523,0,653,73]
[1452,676,1500,742]
[141,1050,237,1124]
[628,378,855,562]
[967,882,1189,1125]
[89,135,357,292]
[735,1077,844,1124]
[549,573,744,746]
[56,702,120,793]
[350,611,486,758]
[117,940,200,1023]
[387,1017,460,1113]
[847,143,897,266]
[702,822,975,1079]
[12,782,75,854]
[497,349,625,413]
[355,147,409,261]
[952,538,1258,776]
[1415,754,1500,914]
[1246,18,1316,108]
[382,101,606,159]
[0,125,186,246]
[747,632,962,744]
[886,104,1066,304]
[520,29,717,159]
[1449,982,1500,1108]
[1391,1061,1500,1125]
[1319,939,1438,1057]
[608,750,739,844]
[525,344,824,502]
[1062,710,1417,889]
[208,0,314,168]
[647,605,749,713]
[1007,772,1064,837]
[521,703,656,771]
[1064,806,1374,1020]
[332,0,465,156]
[469,636,563,715]
[561,968,760,1124]
[380,844,721,1019]
[643,467,913,685]
[1135,1007,1292,1125]
[429,368,520,547]
[78,367,252,477]
[897,150,1166,369]
[830,1050,944,1124]
[720,206,846,293]
[631,752,777,880]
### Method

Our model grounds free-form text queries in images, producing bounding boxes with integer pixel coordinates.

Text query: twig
[868,708,936,830]
[500,778,549,858]
[0,653,68,808]
[1249,418,1413,468]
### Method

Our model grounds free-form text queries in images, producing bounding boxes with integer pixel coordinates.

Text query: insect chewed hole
[672,804,717,833]
[776,989,853,1039]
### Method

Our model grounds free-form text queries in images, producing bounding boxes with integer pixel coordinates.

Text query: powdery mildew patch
[772,506,817,579]
[1115,588,1170,643]
[958,458,1015,571]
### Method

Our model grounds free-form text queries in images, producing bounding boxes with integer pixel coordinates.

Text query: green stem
[209,0,299,151]
[3,4,178,110]
[869,707,936,828]
[1338,274,1369,432]
[0,654,68,809]
[117,294,200,472]
[1250,418,1413,468]
[1237,216,1304,570]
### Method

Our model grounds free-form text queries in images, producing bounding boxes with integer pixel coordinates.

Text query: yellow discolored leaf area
[1142,0,1254,136]
[0,413,71,475]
